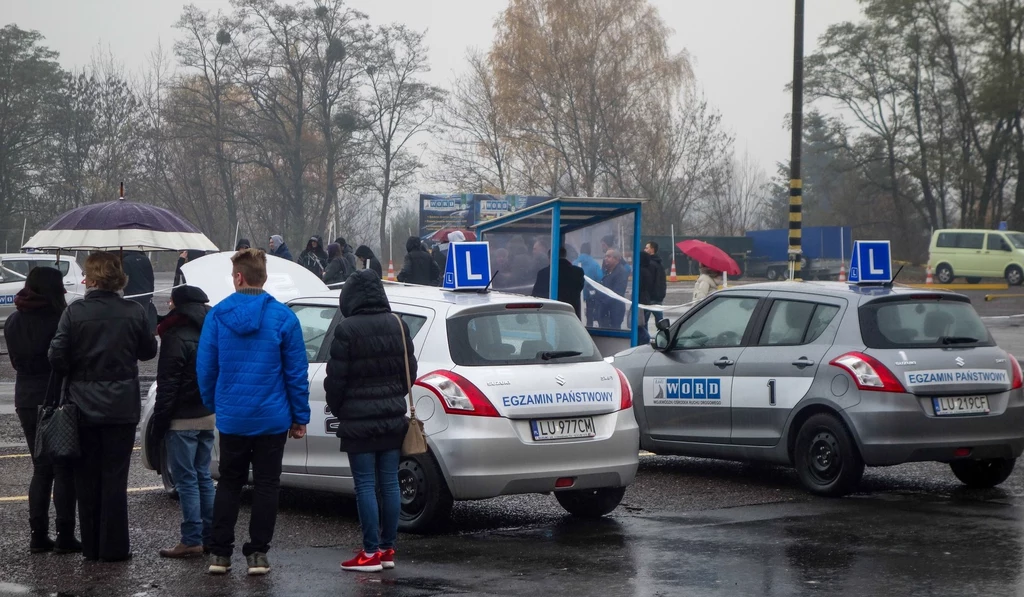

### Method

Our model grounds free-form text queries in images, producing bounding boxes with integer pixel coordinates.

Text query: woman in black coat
[396,236,440,286]
[3,267,80,554]
[48,252,159,562]
[354,245,383,279]
[325,270,416,573]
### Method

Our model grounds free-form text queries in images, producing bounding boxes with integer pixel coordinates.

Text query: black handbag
[35,374,80,464]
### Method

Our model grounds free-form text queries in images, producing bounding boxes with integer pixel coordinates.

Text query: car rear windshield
[859,298,993,349]
[447,308,602,366]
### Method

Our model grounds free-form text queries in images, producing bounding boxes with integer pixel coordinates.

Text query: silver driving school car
[0,253,85,327]
[612,281,1024,496]
[141,284,640,532]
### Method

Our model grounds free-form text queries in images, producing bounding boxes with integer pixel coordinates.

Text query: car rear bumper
[431,409,640,500]
[845,390,1024,465]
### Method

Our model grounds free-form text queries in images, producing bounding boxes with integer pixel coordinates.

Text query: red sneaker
[378,548,395,569]
[341,550,383,573]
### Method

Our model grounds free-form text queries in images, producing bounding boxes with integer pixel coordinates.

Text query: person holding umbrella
[676,240,740,303]
[693,265,722,301]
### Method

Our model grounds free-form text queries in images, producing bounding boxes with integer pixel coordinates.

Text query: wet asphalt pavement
[0,283,1023,596]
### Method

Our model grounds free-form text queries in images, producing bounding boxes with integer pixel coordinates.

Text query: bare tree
[698,150,769,236]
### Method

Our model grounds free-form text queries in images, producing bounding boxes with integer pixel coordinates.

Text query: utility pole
[789,0,805,280]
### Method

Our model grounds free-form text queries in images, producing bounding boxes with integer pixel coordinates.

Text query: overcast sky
[6,0,865,181]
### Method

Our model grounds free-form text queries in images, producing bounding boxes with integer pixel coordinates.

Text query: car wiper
[540,350,582,361]
[940,336,979,345]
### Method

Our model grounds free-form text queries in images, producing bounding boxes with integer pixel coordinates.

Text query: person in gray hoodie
[268,235,293,262]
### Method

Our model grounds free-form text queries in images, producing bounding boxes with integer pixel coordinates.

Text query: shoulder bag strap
[391,313,415,419]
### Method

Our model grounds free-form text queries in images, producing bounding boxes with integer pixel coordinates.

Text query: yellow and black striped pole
[788,0,804,280]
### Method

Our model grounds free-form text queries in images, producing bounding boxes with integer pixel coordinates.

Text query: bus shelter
[474,197,645,353]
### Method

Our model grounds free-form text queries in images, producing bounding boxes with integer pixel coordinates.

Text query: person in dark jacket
[643,241,667,336]
[174,250,207,286]
[48,252,159,562]
[325,270,415,573]
[152,285,214,559]
[323,243,352,287]
[122,250,157,333]
[637,251,656,344]
[531,248,586,318]
[298,236,328,278]
[597,249,629,329]
[355,245,383,278]
[396,236,440,285]
[4,267,80,555]
[334,237,358,274]
[235,238,251,251]
[268,235,293,262]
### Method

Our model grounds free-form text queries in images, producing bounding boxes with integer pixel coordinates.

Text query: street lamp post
[789,0,805,280]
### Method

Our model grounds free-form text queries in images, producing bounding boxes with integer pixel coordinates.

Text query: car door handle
[714,357,735,368]
[792,357,815,368]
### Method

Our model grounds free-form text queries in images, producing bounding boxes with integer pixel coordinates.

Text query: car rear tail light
[555,477,575,488]
[416,370,500,417]
[615,368,633,410]
[830,352,906,393]
[1010,356,1023,390]
[954,448,972,458]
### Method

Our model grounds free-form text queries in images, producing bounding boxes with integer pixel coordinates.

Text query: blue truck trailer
[745,226,853,280]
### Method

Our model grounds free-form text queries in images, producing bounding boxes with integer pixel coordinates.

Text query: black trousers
[210,432,288,557]
[75,423,136,561]
[16,408,76,537]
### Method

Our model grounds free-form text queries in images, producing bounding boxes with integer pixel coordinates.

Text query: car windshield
[1007,232,1024,249]
[859,298,993,348]
[447,308,601,366]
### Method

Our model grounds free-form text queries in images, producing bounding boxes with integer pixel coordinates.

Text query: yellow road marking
[0,485,163,503]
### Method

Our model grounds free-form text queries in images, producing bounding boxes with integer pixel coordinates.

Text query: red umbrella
[676,240,741,276]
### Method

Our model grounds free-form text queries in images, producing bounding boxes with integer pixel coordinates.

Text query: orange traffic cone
[838,264,846,282]
[387,259,396,282]
[925,266,934,285]
[669,257,677,282]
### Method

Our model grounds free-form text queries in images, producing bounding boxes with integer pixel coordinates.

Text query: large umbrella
[23,198,218,252]
[180,252,328,306]
[676,240,742,276]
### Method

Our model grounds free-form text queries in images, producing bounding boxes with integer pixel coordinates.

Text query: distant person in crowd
[49,252,159,562]
[643,242,667,331]
[174,250,206,287]
[122,250,157,333]
[532,248,586,318]
[490,247,514,289]
[334,237,358,274]
[268,235,293,262]
[151,285,214,560]
[325,270,416,573]
[298,236,328,278]
[4,267,80,555]
[397,236,440,286]
[355,246,383,278]
[601,235,617,254]
[323,243,352,287]
[197,249,310,576]
[531,239,550,272]
[693,265,721,302]
[575,242,603,327]
[637,251,656,344]
[430,244,445,274]
[235,238,251,251]
[598,249,629,329]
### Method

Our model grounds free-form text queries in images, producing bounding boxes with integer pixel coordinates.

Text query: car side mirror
[655,318,671,332]
[653,330,670,351]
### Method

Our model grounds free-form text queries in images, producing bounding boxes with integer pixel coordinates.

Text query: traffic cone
[838,264,846,282]
[387,259,396,282]
[669,258,677,283]
[925,266,934,285]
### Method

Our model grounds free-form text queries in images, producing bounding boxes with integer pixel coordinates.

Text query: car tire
[397,452,453,534]
[1005,265,1023,286]
[160,442,178,499]
[950,458,1015,488]
[794,413,864,497]
[935,263,954,284]
[555,487,626,518]
[966,277,982,284]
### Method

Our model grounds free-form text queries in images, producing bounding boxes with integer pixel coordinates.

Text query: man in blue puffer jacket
[196,248,310,576]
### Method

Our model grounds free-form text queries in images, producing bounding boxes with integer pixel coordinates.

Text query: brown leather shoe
[159,543,204,558]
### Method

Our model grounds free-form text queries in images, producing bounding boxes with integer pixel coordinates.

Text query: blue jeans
[349,450,401,553]
[640,310,662,344]
[166,430,216,547]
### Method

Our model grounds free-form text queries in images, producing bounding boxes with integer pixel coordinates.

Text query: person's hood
[340,269,390,317]
[214,292,274,336]
[235,238,251,251]
[158,301,209,337]
[355,245,375,260]
[341,243,354,255]
[271,235,285,247]
[447,230,466,243]
[639,251,651,268]
[13,287,58,313]
[327,243,341,259]
[649,253,664,267]
[406,236,422,253]
[171,284,210,307]
[305,236,326,254]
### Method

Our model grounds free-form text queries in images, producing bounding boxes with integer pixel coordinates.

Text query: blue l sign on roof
[848,240,892,283]
[442,242,492,291]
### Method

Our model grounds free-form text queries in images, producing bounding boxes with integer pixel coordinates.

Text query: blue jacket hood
[214,292,272,335]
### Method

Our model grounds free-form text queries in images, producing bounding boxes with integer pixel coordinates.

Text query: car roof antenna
[479,270,499,294]
[884,265,905,289]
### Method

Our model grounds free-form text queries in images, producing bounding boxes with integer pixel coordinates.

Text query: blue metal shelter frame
[474,197,646,347]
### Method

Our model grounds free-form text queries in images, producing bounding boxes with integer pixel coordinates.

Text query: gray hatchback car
[612,281,1024,496]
